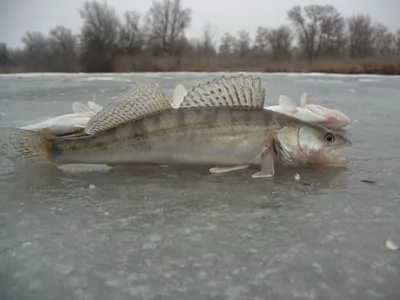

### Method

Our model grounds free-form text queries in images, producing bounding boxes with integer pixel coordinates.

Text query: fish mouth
[301,138,352,166]
[274,138,351,167]
[302,148,348,166]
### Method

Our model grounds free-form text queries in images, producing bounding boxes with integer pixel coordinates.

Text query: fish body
[0,75,351,178]
[46,108,286,166]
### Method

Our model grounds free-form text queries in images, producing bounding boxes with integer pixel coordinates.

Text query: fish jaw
[297,147,349,166]
[275,139,350,167]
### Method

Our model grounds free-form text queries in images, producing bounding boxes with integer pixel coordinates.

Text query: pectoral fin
[209,164,250,174]
[252,147,275,178]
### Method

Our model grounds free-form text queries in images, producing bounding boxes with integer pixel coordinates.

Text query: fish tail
[0,127,56,163]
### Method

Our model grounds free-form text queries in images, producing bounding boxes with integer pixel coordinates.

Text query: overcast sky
[1,0,399,48]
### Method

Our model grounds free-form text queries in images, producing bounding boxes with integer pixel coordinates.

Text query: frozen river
[0,72,399,300]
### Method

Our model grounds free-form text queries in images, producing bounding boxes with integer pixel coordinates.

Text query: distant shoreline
[1,57,400,76]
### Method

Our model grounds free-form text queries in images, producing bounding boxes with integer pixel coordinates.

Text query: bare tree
[267,26,292,60]
[0,43,10,66]
[235,30,251,57]
[22,31,49,55]
[253,27,269,55]
[145,0,191,55]
[79,0,120,72]
[49,26,77,55]
[119,11,144,56]
[47,26,78,71]
[373,23,394,57]
[394,30,400,55]
[21,31,52,71]
[218,33,237,56]
[199,22,217,56]
[347,14,376,58]
[184,38,199,56]
[287,4,344,60]
[319,11,346,58]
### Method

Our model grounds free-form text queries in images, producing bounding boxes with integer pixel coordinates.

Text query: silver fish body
[50,108,287,166]
[0,74,351,178]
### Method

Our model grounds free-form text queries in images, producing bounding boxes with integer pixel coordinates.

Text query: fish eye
[324,133,335,143]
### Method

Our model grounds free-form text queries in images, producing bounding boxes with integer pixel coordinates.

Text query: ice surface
[0,72,400,300]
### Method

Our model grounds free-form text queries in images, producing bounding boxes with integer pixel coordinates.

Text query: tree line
[1,0,400,74]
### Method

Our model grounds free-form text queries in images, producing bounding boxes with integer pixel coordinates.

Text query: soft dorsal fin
[88,101,103,113]
[172,84,188,108]
[72,101,94,116]
[179,74,265,109]
[300,93,308,108]
[278,95,298,113]
[87,93,103,113]
[84,84,172,135]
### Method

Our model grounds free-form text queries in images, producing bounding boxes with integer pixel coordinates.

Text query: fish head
[274,122,351,166]
[304,104,350,129]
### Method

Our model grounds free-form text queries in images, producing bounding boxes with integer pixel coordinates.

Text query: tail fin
[0,127,55,163]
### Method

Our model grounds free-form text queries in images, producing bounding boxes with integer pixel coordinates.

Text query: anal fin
[209,164,250,174]
[252,147,275,178]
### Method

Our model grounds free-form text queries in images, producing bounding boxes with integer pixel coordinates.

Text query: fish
[19,96,102,136]
[173,85,350,130]
[0,75,352,178]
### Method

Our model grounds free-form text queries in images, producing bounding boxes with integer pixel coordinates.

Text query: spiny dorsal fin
[72,101,94,116]
[300,93,308,108]
[278,95,298,113]
[179,74,265,109]
[172,84,188,108]
[84,84,172,135]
